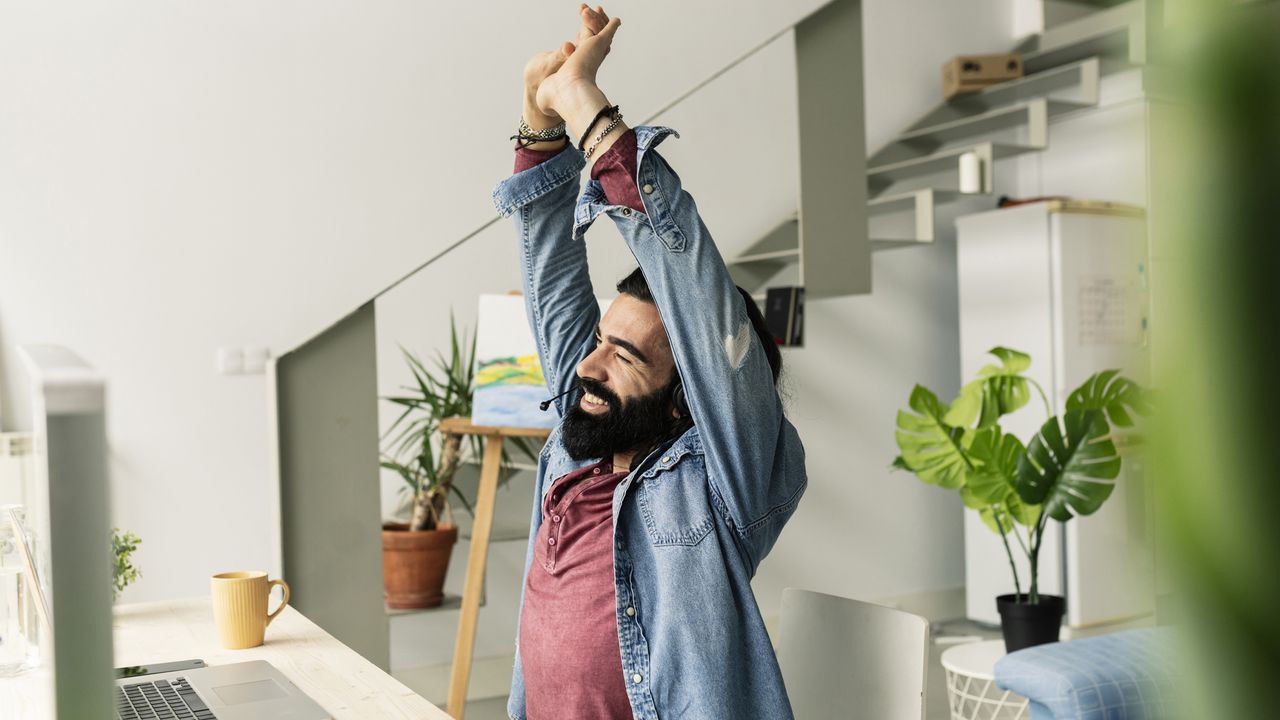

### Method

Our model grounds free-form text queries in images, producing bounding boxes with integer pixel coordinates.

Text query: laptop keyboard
[116,676,218,720]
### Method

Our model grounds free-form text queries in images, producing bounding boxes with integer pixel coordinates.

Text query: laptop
[114,659,329,720]
[15,345,330,720]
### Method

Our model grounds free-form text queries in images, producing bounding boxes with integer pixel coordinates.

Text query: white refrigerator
[955,200,1154,629]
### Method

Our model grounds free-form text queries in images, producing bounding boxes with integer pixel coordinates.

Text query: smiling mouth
[580,391,610,411]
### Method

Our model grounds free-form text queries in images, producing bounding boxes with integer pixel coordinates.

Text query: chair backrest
[777,588,930,720]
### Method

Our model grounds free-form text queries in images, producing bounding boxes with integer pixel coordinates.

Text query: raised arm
[539,16,805,564]
[491,6,615,417]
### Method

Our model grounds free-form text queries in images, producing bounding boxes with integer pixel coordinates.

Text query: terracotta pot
[382,522,458,609]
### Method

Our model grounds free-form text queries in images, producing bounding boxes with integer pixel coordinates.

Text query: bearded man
[492,6,808,719]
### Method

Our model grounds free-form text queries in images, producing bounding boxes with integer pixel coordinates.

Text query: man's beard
[561,376,681,462]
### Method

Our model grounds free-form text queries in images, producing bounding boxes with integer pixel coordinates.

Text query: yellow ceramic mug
[210,571,290,649]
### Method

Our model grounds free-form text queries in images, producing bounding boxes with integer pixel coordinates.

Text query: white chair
[778,588,930,720]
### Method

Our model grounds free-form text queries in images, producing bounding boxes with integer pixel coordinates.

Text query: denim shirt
[492,126,808,720]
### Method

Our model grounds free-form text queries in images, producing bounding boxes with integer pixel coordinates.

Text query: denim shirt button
[621,208,633,217]
[632,673,643,684]
[642,183,654,194]
[626,606,635,617]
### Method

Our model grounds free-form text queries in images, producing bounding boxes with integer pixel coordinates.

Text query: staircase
[726,0,1148,295]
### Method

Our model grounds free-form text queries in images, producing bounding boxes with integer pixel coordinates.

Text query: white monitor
[13,345,114,718]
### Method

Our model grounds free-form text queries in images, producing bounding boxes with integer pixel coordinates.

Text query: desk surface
[2,597,453,720]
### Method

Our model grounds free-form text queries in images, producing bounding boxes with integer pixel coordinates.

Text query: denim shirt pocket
[636,454,715,547]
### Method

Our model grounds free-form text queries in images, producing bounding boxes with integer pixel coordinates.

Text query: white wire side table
[940,640,1029,720]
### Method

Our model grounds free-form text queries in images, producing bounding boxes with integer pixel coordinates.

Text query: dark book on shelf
[764,286,804,347]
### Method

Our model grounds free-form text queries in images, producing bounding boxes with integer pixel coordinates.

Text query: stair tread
[1022,1,1143,73]
[895,98,1084,144]
[729,248,800,265]
[868,142,1035,178]
[868,188,964,209]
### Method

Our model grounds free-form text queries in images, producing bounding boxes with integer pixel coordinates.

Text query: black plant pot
[996,594,1065,653]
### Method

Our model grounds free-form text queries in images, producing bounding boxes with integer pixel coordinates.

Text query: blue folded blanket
[994,627,1177,720]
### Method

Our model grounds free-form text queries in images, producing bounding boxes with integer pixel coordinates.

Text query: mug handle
[265,578,290,627]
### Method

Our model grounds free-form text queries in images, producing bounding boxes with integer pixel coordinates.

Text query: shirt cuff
[492,142,587,217]
[515,141,570,174]
[589,129,645,214]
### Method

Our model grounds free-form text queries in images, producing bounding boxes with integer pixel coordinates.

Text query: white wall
[0,0,827,603]
[1,0,1019,674]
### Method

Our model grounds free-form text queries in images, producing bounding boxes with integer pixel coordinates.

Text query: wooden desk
[1,597,453,720]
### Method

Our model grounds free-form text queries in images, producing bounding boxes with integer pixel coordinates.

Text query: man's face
[562,294,680,461]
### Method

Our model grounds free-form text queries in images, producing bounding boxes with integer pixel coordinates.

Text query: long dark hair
[615,267,782,383]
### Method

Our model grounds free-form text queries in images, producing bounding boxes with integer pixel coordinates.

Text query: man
[491,6,808,719]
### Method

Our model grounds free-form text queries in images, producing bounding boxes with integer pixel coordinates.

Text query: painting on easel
[472,294,610,429]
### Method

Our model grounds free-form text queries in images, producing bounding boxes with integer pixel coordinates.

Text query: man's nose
[576,345,609,383]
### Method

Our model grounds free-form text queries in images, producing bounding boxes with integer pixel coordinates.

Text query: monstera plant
[892,347,1150,650]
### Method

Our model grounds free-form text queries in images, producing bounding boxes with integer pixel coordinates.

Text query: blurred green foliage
[1156,2,1280,716]
[111,528,141,600]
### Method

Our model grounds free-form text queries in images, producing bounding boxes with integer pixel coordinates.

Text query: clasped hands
[522,4,622,147]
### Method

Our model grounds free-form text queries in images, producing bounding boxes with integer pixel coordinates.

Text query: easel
[439,416,550,720]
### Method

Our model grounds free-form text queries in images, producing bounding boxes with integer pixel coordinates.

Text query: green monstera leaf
[894,385,973,489]
[965,428,1041,529]
[1066,370,1151,428]
[945,347,1034,429]
[1017,409,1121,522]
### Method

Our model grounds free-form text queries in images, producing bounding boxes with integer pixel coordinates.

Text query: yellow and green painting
[472,295,560,428]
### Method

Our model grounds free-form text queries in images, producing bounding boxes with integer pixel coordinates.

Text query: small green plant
[381,316,536,532]
[112,528,142,600]
[892,347,1150,604]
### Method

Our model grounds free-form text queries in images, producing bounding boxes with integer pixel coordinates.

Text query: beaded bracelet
[583,109,623,161]
[517,117,567,141]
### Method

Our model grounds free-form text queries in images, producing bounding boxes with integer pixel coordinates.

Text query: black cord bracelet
[511,133,568,148]
[577,104,620,151]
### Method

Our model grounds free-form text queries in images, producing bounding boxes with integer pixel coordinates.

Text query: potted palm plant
[379,319,478,609]
[892,347,1149,651]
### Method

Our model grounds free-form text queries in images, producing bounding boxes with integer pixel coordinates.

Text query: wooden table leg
[446,434,504,719]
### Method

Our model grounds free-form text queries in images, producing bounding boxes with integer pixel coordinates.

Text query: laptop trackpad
[212,678,290,705]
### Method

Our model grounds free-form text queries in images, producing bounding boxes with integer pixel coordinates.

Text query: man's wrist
[553,82,612,143]
[522,90,561,130]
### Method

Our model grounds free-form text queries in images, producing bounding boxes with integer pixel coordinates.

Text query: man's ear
[670,382,688,418]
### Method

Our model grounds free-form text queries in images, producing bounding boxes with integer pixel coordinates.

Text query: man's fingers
[581,5,607,34]
[561,41,576,57]
[595,16,621,44]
